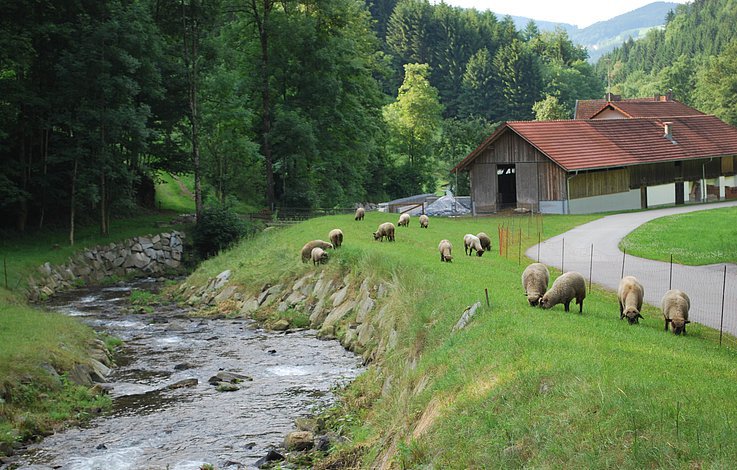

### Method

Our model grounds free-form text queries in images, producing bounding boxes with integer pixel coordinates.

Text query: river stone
[295,417,319,433]
[216,383,240,392]
[292,273,314,292]
[68,364,94,386]
[309,297,328,328]
[240,298,259,315]
[208,371,253,384]
[285,290,306,307]
[342,327,358,351]
[39,262,52,276]
[321,300,357,331]
[131,243,143,252]
[272,319,290,331]
[377,282,389,298]
[212,270,231,290]
[355,297,375,324]
[312,277,333,299]
[89,359,111,382]
[167,378,198,389]
[357,323,375,348]
[284,431,314,451]
[255,450,284,468]
[214,286,238,304]
[331,283,350,307]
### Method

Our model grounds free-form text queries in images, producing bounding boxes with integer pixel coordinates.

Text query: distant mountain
[506,2,679,62]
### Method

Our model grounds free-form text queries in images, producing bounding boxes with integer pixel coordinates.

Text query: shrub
[192,205,252,259]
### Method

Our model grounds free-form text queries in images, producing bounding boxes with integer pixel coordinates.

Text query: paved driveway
[527,201,737,336]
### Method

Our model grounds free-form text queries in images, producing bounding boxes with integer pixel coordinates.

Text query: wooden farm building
[453,95,737,214]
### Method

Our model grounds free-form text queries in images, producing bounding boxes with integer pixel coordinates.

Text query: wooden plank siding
[468,130,567,212]
[629,158,723,187]
[568,168,630,199]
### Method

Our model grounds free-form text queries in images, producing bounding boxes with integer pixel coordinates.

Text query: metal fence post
[719,265,727,347]
[589,244,593,292]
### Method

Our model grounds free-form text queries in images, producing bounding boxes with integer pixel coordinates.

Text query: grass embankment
[0,212,187,455]
[620,206,737,265]
[188,211,737,467]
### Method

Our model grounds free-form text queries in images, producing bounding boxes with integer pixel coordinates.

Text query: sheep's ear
[666,318,672,323]
[685,320,691,324]
[636,313,644,320]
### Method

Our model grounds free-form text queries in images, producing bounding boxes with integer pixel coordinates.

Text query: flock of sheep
[299,209,691,335]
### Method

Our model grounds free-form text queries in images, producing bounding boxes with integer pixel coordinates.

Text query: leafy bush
[192,205,252,259]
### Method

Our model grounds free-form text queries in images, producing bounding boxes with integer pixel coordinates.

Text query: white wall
[647,183,676,207]
[568,189,641,214]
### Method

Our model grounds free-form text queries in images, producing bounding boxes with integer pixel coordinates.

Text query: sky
[436,0,690,28]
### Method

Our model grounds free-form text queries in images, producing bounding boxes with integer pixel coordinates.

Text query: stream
[9,278,362,470]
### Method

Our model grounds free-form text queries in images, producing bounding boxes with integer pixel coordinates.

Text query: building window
[497,167,515,175]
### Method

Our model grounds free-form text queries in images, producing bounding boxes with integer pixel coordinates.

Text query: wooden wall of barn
[629,158,724,187]
[467,130,567,212]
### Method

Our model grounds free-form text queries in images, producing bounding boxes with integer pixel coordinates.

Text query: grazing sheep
[438,239,453,262]
[373,222,395,242]
[618,276,644,324]
[398,213,410,227]
[354,207,365,221]
[419,214,429,228]
[463,234,484,257]
[311,247,329,265]
[540,271,586,313]
[662,289,691,335]
[477,232,492,252]
[521,263,549,306]
[300,240,333,263]
[328,228,344,248]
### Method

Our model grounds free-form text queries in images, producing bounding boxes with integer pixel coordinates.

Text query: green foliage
[129,290,160,306]
[532,95,571,120]
[155,172,196,214]
[191,205,249,259]
[620,206,737,265]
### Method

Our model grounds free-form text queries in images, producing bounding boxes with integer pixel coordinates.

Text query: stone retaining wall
[28,231,185,301]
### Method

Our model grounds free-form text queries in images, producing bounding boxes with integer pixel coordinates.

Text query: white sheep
[438,239,453,262]
[301,240,333,263]
[477,232,492,252]
[521,263,549,306]
[419,214,429,228]
[618,276,644,324]
[661,289,691,335]
[398,213,410,227]
[540,271,586,313]
[328,228,343,248]
[354,207,365,221]
[373,222,395,242]
[463,234,484,257]
[311,247,329,265]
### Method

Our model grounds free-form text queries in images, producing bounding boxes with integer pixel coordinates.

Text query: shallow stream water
[8,278,361,470]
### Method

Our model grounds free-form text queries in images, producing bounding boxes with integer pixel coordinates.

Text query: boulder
[167,378,198,389]
[208,371,253,384]
[214,286,238,304]
[283,431,314,451]
[355,297,375,324]
[272,319,290,331]
[213,270,231,290]
[330,284,350,307]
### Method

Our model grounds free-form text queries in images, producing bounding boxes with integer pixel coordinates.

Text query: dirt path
[170,174,194,200]
[527,201,737,336]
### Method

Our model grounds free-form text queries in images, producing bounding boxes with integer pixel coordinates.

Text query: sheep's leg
[664,319,669,332]
[564,301,570,312]
[579,299,583,313]
[619,302,624,319]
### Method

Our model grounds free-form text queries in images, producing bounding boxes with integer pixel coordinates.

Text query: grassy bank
[188,211,737,467]
[155,172,195,213]
[620,206,737,265]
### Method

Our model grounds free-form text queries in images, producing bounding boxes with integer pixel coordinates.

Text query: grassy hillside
[620,206,737,265]
[188,211,737,467]
[155,172,195,214]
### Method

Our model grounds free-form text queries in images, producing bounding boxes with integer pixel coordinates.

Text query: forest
[0,0,605,239]
[597,0,737,127]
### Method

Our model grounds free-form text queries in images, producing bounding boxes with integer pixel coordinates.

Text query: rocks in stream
[283,431,314,451]
[208,371,252,391]
[166,378,198,389]
[255,449,285,468]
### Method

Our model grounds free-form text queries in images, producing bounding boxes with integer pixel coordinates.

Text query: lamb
[354,207,365,221]
[300,240,333,263]
[419,214,429,228]
[438,239,453,262]
[398,213,410,227]
[328,228,344,248]
[521,263,549,306]
[617,276,644,324]
[463,234,484,257]
[373,222,395,242]
[661,289,691,335]
[540,271,586,313]
[311,247,329,265]
[477,232,492,252]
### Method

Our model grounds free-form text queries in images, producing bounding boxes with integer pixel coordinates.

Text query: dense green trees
[1,0,606,236]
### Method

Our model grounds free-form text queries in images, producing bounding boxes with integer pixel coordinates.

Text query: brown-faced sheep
[540,271,586,313]
[463,234,484,257]
[373,222,395,242]
[398,213,410,227]
[618,276,644,324]
[300,240,333,263]
[662,289,691,335]
[354,207,365,221]
[311,247,329,265]
[477,232,492,252]
[419,214,429,228]
[329,229,344,248]
[521,263,549,306]
[438,239,453,262]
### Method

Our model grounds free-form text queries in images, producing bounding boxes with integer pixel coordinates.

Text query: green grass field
[188,211,737,467]
[155,172,195,213]
[620,206,737,265]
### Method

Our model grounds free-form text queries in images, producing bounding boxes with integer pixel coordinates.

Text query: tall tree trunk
[259,0,275,211]
[100,169,108,236]
[38,128,49,229]
[70,156,78,246]
[183,0,204,222]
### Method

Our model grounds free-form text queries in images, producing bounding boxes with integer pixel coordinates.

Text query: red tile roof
[452,115,737,173]
[574,97,703,119]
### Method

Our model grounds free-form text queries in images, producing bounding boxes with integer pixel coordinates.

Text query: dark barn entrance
[497,165,517,209]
